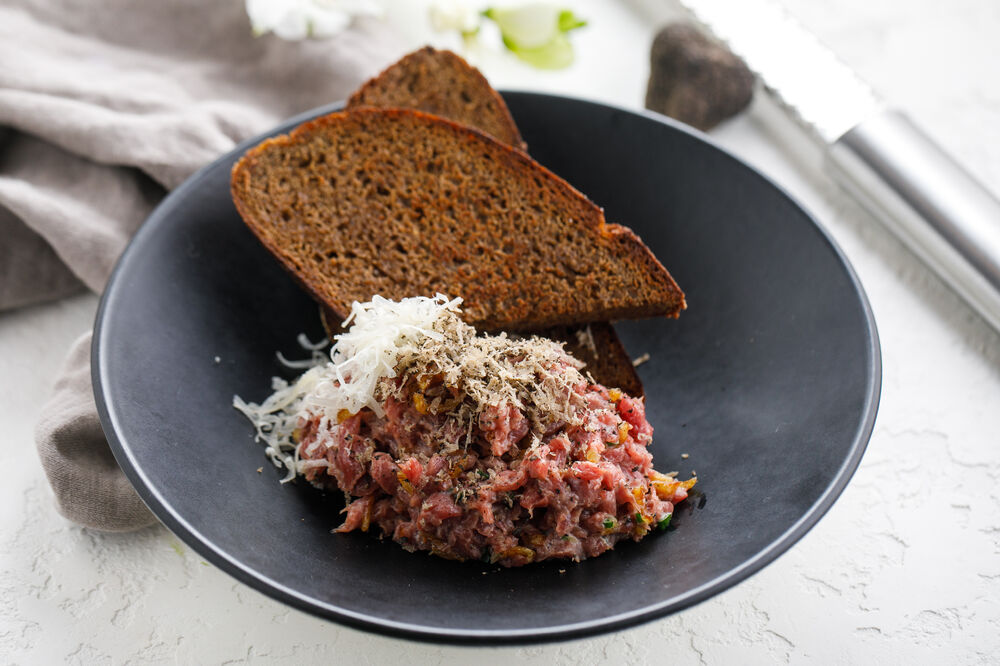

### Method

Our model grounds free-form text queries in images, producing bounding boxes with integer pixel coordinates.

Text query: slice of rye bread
[340,47,643,393]
[348,46,527,152]
[231,108,686,333]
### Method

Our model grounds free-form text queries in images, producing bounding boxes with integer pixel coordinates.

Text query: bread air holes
[325,248,356,264]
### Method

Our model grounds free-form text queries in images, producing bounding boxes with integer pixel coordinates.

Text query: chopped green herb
[602,517,615,529]
[658,514,673,531]
[476,468,489,479]
[634,512,644,524]
[558,9,587,32]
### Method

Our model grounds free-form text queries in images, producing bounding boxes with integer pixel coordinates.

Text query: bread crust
[231,107,685,332]
[348,46,527,152]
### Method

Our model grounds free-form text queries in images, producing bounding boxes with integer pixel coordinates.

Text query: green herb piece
[634,512,644,524]
[477,468,489,479]
[658,514,673,531]
[602,517,615,529]
[557,9,586,32]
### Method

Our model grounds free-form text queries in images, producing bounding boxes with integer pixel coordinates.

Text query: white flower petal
[246,0,383,41]
[488,3,560,49]
[429,0,479,33]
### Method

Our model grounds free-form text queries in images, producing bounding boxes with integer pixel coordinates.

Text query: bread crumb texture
[231,108,685,332]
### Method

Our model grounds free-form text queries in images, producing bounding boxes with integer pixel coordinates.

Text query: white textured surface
[3,0,1000,662]
[679,0,883,143]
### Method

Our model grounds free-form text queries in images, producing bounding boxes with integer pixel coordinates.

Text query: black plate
[93,93,880,644]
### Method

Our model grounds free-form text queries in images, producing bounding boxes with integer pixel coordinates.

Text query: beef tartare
[235,294,695,567]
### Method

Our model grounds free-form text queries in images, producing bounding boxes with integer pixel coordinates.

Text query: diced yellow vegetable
[632,486,645,504]
[396,470,415,493]
[500,546,535,563]
[650,474,697,500]
[618,421,631,444]
[417,373,443,390]
[361,500,372,533]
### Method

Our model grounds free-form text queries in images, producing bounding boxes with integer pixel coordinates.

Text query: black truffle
[645,23,755,131]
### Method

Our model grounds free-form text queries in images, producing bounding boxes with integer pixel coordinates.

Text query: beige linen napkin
[0,0,401,530]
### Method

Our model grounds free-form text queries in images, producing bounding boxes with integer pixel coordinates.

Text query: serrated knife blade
[678,0,1000,335]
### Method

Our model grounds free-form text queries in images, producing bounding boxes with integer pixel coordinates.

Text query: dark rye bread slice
[538,323,645,397]
[341,48,643,393]
[231,108,685,333]
[348,46,527,152]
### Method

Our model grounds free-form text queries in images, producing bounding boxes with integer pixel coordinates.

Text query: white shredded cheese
[574,324,598,360]
[304,293,462,418]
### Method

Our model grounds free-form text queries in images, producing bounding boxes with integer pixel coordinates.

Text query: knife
[674,0,1000,334]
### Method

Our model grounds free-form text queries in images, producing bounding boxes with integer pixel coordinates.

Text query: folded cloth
[1,0,401,530]
[34,334,155,531]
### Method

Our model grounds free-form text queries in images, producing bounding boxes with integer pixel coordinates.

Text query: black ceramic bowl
[93,93,880,644]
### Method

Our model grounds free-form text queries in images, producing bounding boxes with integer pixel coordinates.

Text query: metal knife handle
[826,110,1000,332]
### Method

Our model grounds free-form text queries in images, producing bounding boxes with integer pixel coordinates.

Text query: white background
[2,0,999,663]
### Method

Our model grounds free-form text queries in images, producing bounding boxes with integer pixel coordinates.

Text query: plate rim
[92,91,882,645]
